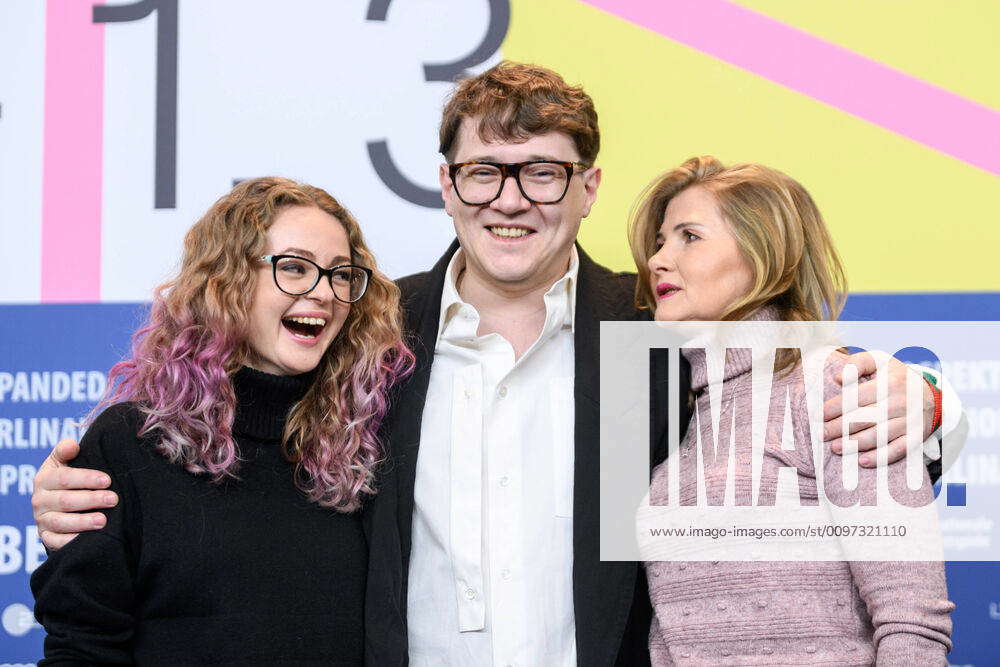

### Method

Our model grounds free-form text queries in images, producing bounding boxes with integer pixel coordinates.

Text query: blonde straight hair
[629,155,847,322]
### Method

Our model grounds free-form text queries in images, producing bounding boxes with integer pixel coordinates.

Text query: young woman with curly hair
[31,177,413,665]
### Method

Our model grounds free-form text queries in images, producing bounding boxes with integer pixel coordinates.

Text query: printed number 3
[365,0,511,208]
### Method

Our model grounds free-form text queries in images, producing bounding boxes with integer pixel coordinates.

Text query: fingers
[839,351,877,379]
[39,529,81,551]
[37,508,109,550]
[823,413,877,441]
[49,438,82,466]
[36,466,111,493]
[50,489,118,513]
[828,417,907,456]
[32,484,116,525]
[883,438,911,465]
[824,375,914,438]
[37,508,106,538]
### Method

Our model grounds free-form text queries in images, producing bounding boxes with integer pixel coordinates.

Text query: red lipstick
[655,283,681,299]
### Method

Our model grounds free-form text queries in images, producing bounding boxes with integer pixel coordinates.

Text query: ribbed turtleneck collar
[232,366,317,441]
[681,306,781,393]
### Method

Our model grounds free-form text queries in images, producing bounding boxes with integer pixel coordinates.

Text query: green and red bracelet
[922,372,943,433]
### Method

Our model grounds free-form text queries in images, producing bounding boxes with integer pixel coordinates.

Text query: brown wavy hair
[439,61,600,164]
[629,156,847,322]
[95,177,413,512]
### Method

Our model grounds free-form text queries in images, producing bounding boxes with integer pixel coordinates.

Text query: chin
[481,260,537,285]
[653,304,689,322]
[274,352,325,376]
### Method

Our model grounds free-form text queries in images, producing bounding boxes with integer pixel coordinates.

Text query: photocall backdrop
[1,0,998,663]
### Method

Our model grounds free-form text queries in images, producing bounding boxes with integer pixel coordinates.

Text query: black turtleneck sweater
[31,368,366,666]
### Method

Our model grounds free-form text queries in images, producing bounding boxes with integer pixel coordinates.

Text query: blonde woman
[630,157,954,664]
[30,178,412,664]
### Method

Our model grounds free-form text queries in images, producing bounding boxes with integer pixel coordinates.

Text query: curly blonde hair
[95,177,413,511]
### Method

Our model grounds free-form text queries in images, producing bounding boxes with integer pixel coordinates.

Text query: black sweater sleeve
[30,404,142,665]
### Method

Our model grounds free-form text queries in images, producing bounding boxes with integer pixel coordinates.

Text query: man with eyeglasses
[362,62,958,666]
[31,62,958,666]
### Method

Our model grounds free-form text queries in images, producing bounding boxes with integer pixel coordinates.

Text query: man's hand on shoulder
[32,438,119,550]
[822,351,933,466]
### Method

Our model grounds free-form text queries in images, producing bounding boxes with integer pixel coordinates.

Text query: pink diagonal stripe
[41,0,104,302]
[581,0,1000,178]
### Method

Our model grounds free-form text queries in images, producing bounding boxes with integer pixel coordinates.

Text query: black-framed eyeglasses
[260,254,371,303]
[447,160,591,205]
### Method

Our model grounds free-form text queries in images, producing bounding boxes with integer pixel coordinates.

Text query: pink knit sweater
[644,344,954,666]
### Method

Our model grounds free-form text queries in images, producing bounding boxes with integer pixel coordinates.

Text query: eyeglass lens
[273,256,368,302]
[454,162,570,204]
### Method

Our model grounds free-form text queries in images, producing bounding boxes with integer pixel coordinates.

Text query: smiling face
[439,118,601,294]
[647,185,754,321]
[246,205,352,375]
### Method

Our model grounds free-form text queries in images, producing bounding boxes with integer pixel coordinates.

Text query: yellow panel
[732,0,1000,112]
[502,0,1000,292]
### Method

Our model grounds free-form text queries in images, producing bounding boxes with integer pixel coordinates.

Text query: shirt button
[805,645,816,654]
[501,568,512,581]
[498,385,508,398]
[464,389,473,400]
[763,647,773,655]
[499,476,510,487]
[464,588,476,600]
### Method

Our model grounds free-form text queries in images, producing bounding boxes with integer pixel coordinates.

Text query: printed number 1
[366,0,510,208]
[93,0,178,209]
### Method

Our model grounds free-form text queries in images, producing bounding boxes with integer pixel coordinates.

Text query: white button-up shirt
[407,248,578,667]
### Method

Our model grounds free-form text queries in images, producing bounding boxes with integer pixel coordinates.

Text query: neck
[455,248,572,359]
[457,248,571,315]
[232,366,316,441]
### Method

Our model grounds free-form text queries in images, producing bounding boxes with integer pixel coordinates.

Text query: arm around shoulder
[30,403,144,664]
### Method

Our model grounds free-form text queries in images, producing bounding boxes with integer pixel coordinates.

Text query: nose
[489,174,532,215]
[306,274,336,305]
[647,242,674,276]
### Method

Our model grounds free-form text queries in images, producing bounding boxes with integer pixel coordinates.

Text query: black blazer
[363,240,692,666]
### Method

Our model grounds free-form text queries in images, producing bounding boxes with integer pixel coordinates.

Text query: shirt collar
[435,246,579,345]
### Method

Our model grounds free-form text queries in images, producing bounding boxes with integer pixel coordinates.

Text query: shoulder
[76,402,150,472]
[394,270,432,304]
[85,402,145,438]
[813,349,855,394]
[603,267,638,299]
[581,252,636,288]
[576,250,644,320]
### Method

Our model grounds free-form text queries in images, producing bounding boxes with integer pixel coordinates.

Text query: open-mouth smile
[486,225,535,240]
[281,315,327,340]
